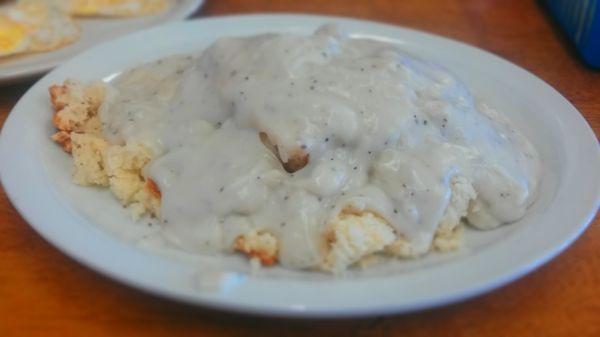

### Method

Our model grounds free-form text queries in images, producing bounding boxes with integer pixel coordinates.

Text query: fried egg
[55,0,170,17]
[0,0,79,58]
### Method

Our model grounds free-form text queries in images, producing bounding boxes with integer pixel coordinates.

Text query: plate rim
[1,14,599,318]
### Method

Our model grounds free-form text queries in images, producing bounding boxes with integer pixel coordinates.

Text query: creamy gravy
[100,25,540,269]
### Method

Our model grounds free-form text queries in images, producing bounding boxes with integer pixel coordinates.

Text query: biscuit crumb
[51,131,73,153]
[386,176,475,258]
[50,79,160,219]
[104,143,158,217]
[49,79,105,134]
[322,211,396,273]
[234,230,279,266]
[70,133,109,186]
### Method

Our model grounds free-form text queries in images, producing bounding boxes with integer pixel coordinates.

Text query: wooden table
[1,1,598,336]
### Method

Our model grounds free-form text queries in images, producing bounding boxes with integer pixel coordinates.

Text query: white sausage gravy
[99,25,540,270]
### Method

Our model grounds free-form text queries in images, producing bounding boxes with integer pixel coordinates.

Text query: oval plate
[1,15,599,317]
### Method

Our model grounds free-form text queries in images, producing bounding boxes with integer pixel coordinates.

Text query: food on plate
[55,0,170,17]
[0,0,170,59]
[0,0,79,57]
[49,79,160,218]
[49,25,541,273]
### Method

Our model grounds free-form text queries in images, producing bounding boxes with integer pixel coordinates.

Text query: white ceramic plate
[1,15,599,318]
[0,0,204,84]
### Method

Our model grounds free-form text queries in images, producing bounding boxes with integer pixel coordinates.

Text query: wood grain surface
[1,1,598,336]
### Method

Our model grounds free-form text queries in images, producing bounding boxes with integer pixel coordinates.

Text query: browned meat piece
[259,132,309,173]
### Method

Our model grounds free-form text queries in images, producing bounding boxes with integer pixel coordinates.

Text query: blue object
[546,0,600,68]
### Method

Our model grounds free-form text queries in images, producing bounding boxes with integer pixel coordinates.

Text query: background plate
[0,0,204,84]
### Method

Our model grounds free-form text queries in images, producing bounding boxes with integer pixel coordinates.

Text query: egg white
[0,0,80,58]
